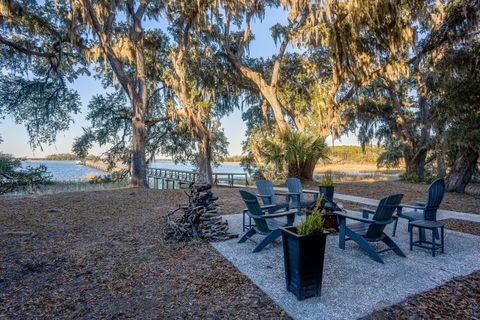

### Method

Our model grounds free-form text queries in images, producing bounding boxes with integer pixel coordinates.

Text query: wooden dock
[147,167,248,189]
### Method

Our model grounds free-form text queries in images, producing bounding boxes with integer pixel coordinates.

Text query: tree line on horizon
[0,0,478,193]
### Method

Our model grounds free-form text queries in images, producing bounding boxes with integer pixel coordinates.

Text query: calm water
[22,160,399,183]
[22,160,106,181]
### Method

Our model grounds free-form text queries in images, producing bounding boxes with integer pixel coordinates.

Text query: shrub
[0,153,52,194]
[297,212,324,236]
[400,171,438,184]
[319,173,333,186]
[297,196,324,236]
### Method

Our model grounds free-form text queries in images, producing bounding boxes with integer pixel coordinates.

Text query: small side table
[409,220,445,257]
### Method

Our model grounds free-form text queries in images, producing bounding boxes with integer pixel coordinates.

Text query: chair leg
[392,216,399,237]
[286,214,295,226]
[441,227,445,253]
[346,228,384,264]
[382,233,406,258]
[419,228,426,243]
[432,229,436,257]
[410,226,414,251]
[239,228,256,243]
[339,217,346,250]
[253,229,281,253]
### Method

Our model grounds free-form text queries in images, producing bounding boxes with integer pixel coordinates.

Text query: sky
[0,6,358,158]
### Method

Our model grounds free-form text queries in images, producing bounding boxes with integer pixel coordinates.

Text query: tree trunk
[197,131,213,184]
[299,161,316,182]
[130,114,148,187]
[287,155,320,181]
[446,147,479,193]
[388,82,427,179]
[403,149,427,178]
[436,151,446,178]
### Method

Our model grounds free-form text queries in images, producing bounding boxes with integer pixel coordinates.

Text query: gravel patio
[213,212,480,319]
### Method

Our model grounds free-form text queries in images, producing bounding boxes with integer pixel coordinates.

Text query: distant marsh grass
[6,180,129,195]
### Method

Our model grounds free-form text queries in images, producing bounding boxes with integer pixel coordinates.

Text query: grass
[9,180,129,195]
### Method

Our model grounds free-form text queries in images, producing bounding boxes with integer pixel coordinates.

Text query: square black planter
[319,185,334,201]
[281,227,329,300]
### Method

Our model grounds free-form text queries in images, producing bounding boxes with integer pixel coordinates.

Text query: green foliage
[297,212,324,237]
[87,175,114,184]
[245,129,328,181]
[377,140,403,169]
[0,76,81,147]
[328,146,383,164]
[319,173,333,187]
[0,1,84,148]
[400,171,438,184]
[0,153,52,194]
[44,154,78,160]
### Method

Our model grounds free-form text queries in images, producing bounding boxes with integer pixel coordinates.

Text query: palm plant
[259,130,328,181]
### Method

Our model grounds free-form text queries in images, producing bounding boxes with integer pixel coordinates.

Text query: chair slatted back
[424,178,445,220]
[256,179,276,205]
[239,190,270,233]
[286,177,304,201]
[366,194,404,239]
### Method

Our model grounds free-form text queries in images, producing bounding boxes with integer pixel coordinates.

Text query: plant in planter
[319,172,334,201]
[282,198,329,300]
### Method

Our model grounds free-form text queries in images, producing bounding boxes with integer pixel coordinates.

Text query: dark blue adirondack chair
[241,180,291,231]
[239,190,297,253]
[338,194,405,264]
[285,177,319,213]
[256,179,291,211]
[392,178,445,237]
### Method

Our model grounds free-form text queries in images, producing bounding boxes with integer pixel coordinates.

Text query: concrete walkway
[257,186,480,223]
[332,192,480,223]
[213,213,480,320]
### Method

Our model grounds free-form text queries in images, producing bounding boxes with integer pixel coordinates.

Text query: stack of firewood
[165,183,238,242]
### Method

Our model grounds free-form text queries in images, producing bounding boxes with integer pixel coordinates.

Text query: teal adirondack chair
[338,194,405,264]
[285,177,319,213]
[392,178,445,238]
[239,190,297,253]
[241,180,291,231]
[256,179,290,211]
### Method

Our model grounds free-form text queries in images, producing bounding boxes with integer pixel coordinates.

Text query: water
[21,160,400,184]
[22,160,106,181]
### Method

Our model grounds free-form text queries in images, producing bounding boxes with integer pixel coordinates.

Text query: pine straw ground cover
[0,188,288,319]
[1,185,479,319]
[362,271,480,320]
[362,218,480,319]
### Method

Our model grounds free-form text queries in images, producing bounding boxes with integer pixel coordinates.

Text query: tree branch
[0,34,55,58]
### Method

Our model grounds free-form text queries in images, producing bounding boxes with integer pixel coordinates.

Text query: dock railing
[147,167,248,189]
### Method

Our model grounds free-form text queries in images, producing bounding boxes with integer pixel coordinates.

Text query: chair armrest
[274,192,291,201]
[337,212,373,224]
[257,194,273,200]
[415,201,426,206]
[275,192,290,197]
[400,204,425,210]
[260,204,276,211]
[362,208,375,218]
[262,209,297,219]
[285,192,301,200]
[304,190,319,200]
